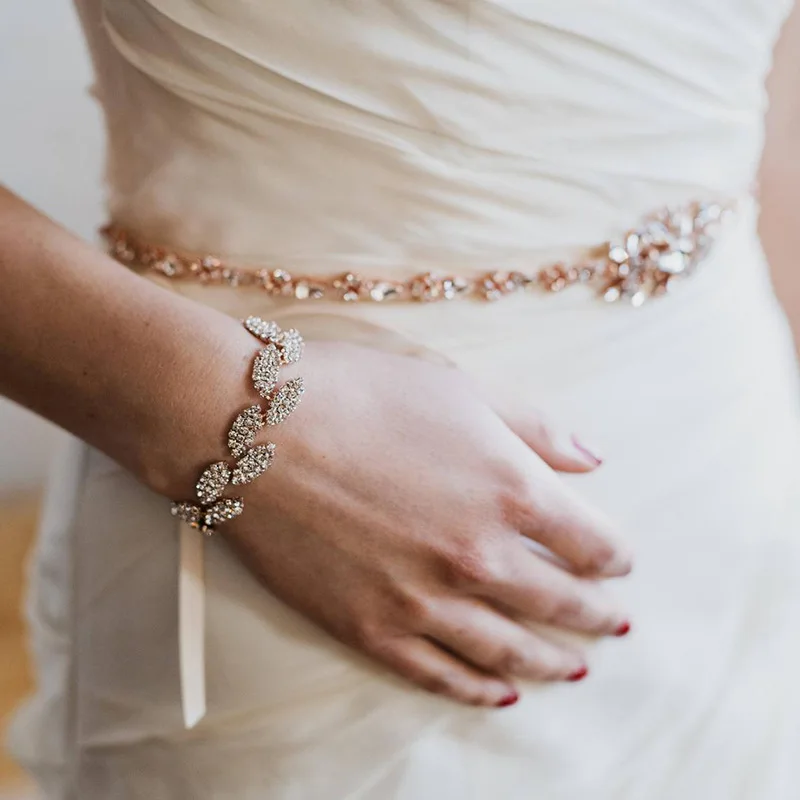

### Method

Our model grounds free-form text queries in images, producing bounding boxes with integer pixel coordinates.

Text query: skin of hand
[0,188,631,709]
[218,340,632,708]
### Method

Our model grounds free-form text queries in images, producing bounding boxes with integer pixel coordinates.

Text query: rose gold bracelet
[103,200,734,307]
[170,317,305,535]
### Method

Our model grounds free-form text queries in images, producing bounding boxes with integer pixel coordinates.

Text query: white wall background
[1,3,105,495]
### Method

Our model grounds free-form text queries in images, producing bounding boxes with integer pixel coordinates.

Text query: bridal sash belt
[103,200,733,308]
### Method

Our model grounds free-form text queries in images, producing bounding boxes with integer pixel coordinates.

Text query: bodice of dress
[76,0,793,271]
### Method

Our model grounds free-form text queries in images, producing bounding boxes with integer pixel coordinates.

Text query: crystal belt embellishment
[104,200,733,307]
[170,318,304,535]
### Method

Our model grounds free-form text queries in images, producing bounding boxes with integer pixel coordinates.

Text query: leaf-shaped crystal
[266,377,305,426]
[252,345,282,398]
[171,502,203,527]
[228,404,265,458]
[204,497,244,526]
[275,328,304,365]
[195,461,231,504]
[232,443,275,485]
[244,316,280,344]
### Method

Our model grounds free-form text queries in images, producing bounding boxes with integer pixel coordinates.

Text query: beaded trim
[103,200,733,306]
[170,317,304,535]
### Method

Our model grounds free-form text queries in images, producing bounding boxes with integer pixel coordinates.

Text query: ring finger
[425,597,588,682]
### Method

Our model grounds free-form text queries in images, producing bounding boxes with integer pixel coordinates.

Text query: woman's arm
[0,186,631,706]
[760,2,800,351]
[0,185,253,496]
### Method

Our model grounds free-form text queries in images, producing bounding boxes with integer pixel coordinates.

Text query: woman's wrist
[133,317,259,500]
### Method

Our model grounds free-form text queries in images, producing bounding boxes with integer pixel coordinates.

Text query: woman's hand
[223,341,632,708]
[0,190,631,708]
[0,186,630,708]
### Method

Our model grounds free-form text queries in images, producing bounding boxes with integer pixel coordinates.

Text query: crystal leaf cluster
[170,318,305,534]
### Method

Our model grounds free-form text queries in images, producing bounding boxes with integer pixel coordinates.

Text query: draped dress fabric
[10,1,800,798]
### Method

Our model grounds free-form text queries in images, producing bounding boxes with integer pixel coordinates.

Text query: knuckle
[420,670,460,698]
[491,645,528,676]
[541,593,585,623]
[442,544,501,588]
[348,619,384,651]
[390,590,437,627]
[580,542,619,574]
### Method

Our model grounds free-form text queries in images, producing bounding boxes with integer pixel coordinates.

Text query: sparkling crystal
[195,461,231,504]
[645,221,671,247]
[441,279,459,300]
[224,269,241,287]
[232,443,276,485]
[657,251,687,274]
[252,345,282,397]
[294,281,310,300]
[696,203,721,228]
[333,272,363,301]
[271,269,293,293]
[603,284,622,303]
[275,328,304,365]
[266,377,305,426]
[228,404,265,458]
[203,497,245,526]
[438,276,466,299]
[172,502,202,527]
[369,282,401,301]
[481,276,502,300]
[672,212,694,238]
[410,274,443,302]
[155,256,179,277]
[629,291,647,308]
[625,233,641,257]
[244,317,280,344]
[290,278,325,299]
[608,245,628,265]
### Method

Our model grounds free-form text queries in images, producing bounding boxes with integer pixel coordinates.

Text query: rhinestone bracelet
[171,317,305,535]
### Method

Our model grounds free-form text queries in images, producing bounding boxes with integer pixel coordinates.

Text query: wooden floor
[0,496,38,795]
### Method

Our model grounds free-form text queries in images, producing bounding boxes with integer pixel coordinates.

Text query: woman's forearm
[0,185,254,496]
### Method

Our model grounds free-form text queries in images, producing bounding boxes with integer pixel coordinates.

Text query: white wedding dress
[10,1,800,798]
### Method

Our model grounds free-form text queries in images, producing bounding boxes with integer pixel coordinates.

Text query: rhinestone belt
[102,200,733,307]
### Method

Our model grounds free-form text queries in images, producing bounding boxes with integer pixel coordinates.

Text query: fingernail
[567,665,589,682]
[496,690,519,708]
[570,435,603,467]
[614,620,631,637]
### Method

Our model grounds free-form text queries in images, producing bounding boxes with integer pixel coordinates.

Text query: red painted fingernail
[615,621,631,637]
[567,666,589,682]
[570,435,603,467]
[496,691,519,708]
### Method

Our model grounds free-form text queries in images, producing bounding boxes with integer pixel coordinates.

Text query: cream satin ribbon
[179,520,207,728]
